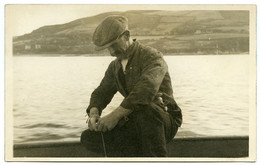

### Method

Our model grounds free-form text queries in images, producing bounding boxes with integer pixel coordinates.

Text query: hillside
[13,10,249,55]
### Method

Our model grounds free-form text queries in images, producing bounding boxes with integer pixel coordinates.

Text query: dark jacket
[87,41,182,127]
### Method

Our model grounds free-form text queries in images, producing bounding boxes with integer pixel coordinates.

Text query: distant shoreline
[13,10,249,56]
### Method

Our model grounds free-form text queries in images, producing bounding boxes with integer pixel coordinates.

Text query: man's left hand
[96,113,120,132]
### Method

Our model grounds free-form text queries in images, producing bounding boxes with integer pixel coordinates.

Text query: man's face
[107,35,127,60]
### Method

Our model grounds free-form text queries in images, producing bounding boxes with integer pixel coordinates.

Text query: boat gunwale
[13,136,249,149]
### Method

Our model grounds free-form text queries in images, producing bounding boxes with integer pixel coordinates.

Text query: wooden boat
[13,136,248,157]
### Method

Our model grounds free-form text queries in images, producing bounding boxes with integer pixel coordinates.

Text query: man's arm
[86,61,117,116]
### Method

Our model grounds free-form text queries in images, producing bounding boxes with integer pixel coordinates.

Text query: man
[81,15,182,157]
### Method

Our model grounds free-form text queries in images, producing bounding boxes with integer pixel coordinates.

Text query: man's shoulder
[107,58,119,69]
[138,42,163,58]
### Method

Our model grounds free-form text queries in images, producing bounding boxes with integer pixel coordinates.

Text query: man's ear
[123,30,130,41]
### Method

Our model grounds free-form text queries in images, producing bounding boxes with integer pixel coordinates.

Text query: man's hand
[88,107,100,131]
[96,106,133,132]
[96,113,120,132]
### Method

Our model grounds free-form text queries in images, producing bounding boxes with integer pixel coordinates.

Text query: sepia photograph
[4,3,256,162]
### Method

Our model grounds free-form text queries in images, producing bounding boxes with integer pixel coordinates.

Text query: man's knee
[80,130,103,152]
[80,129,90,145]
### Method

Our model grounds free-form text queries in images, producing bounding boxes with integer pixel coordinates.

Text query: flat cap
[92,15,128,51]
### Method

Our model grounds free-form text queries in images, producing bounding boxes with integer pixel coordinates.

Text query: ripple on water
[13,56,250,143]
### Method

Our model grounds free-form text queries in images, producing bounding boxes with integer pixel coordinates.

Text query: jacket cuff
[86,105,101,116]
[120,99,135,110]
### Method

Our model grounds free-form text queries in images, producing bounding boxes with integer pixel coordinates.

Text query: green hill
[13,10,249,56]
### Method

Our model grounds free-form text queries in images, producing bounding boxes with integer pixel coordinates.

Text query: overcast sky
[6,4,181,36]
[6,4,253,37]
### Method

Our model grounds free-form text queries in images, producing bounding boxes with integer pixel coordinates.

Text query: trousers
[81,104,178,157]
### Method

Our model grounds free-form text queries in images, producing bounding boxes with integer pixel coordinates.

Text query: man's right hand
[88,107,100,131]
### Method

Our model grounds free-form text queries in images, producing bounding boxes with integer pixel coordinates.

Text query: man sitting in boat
[81,15,182,157]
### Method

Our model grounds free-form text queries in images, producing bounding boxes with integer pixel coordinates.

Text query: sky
[6,4,185,37]
[5,4,257,37]
[6,5,134,36]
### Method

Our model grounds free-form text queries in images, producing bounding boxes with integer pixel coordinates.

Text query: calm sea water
[13,55,249,144]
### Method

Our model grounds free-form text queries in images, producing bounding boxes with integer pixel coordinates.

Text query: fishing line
[100,132,107,157]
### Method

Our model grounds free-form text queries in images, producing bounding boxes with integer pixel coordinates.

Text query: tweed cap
[92,15,128,51]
